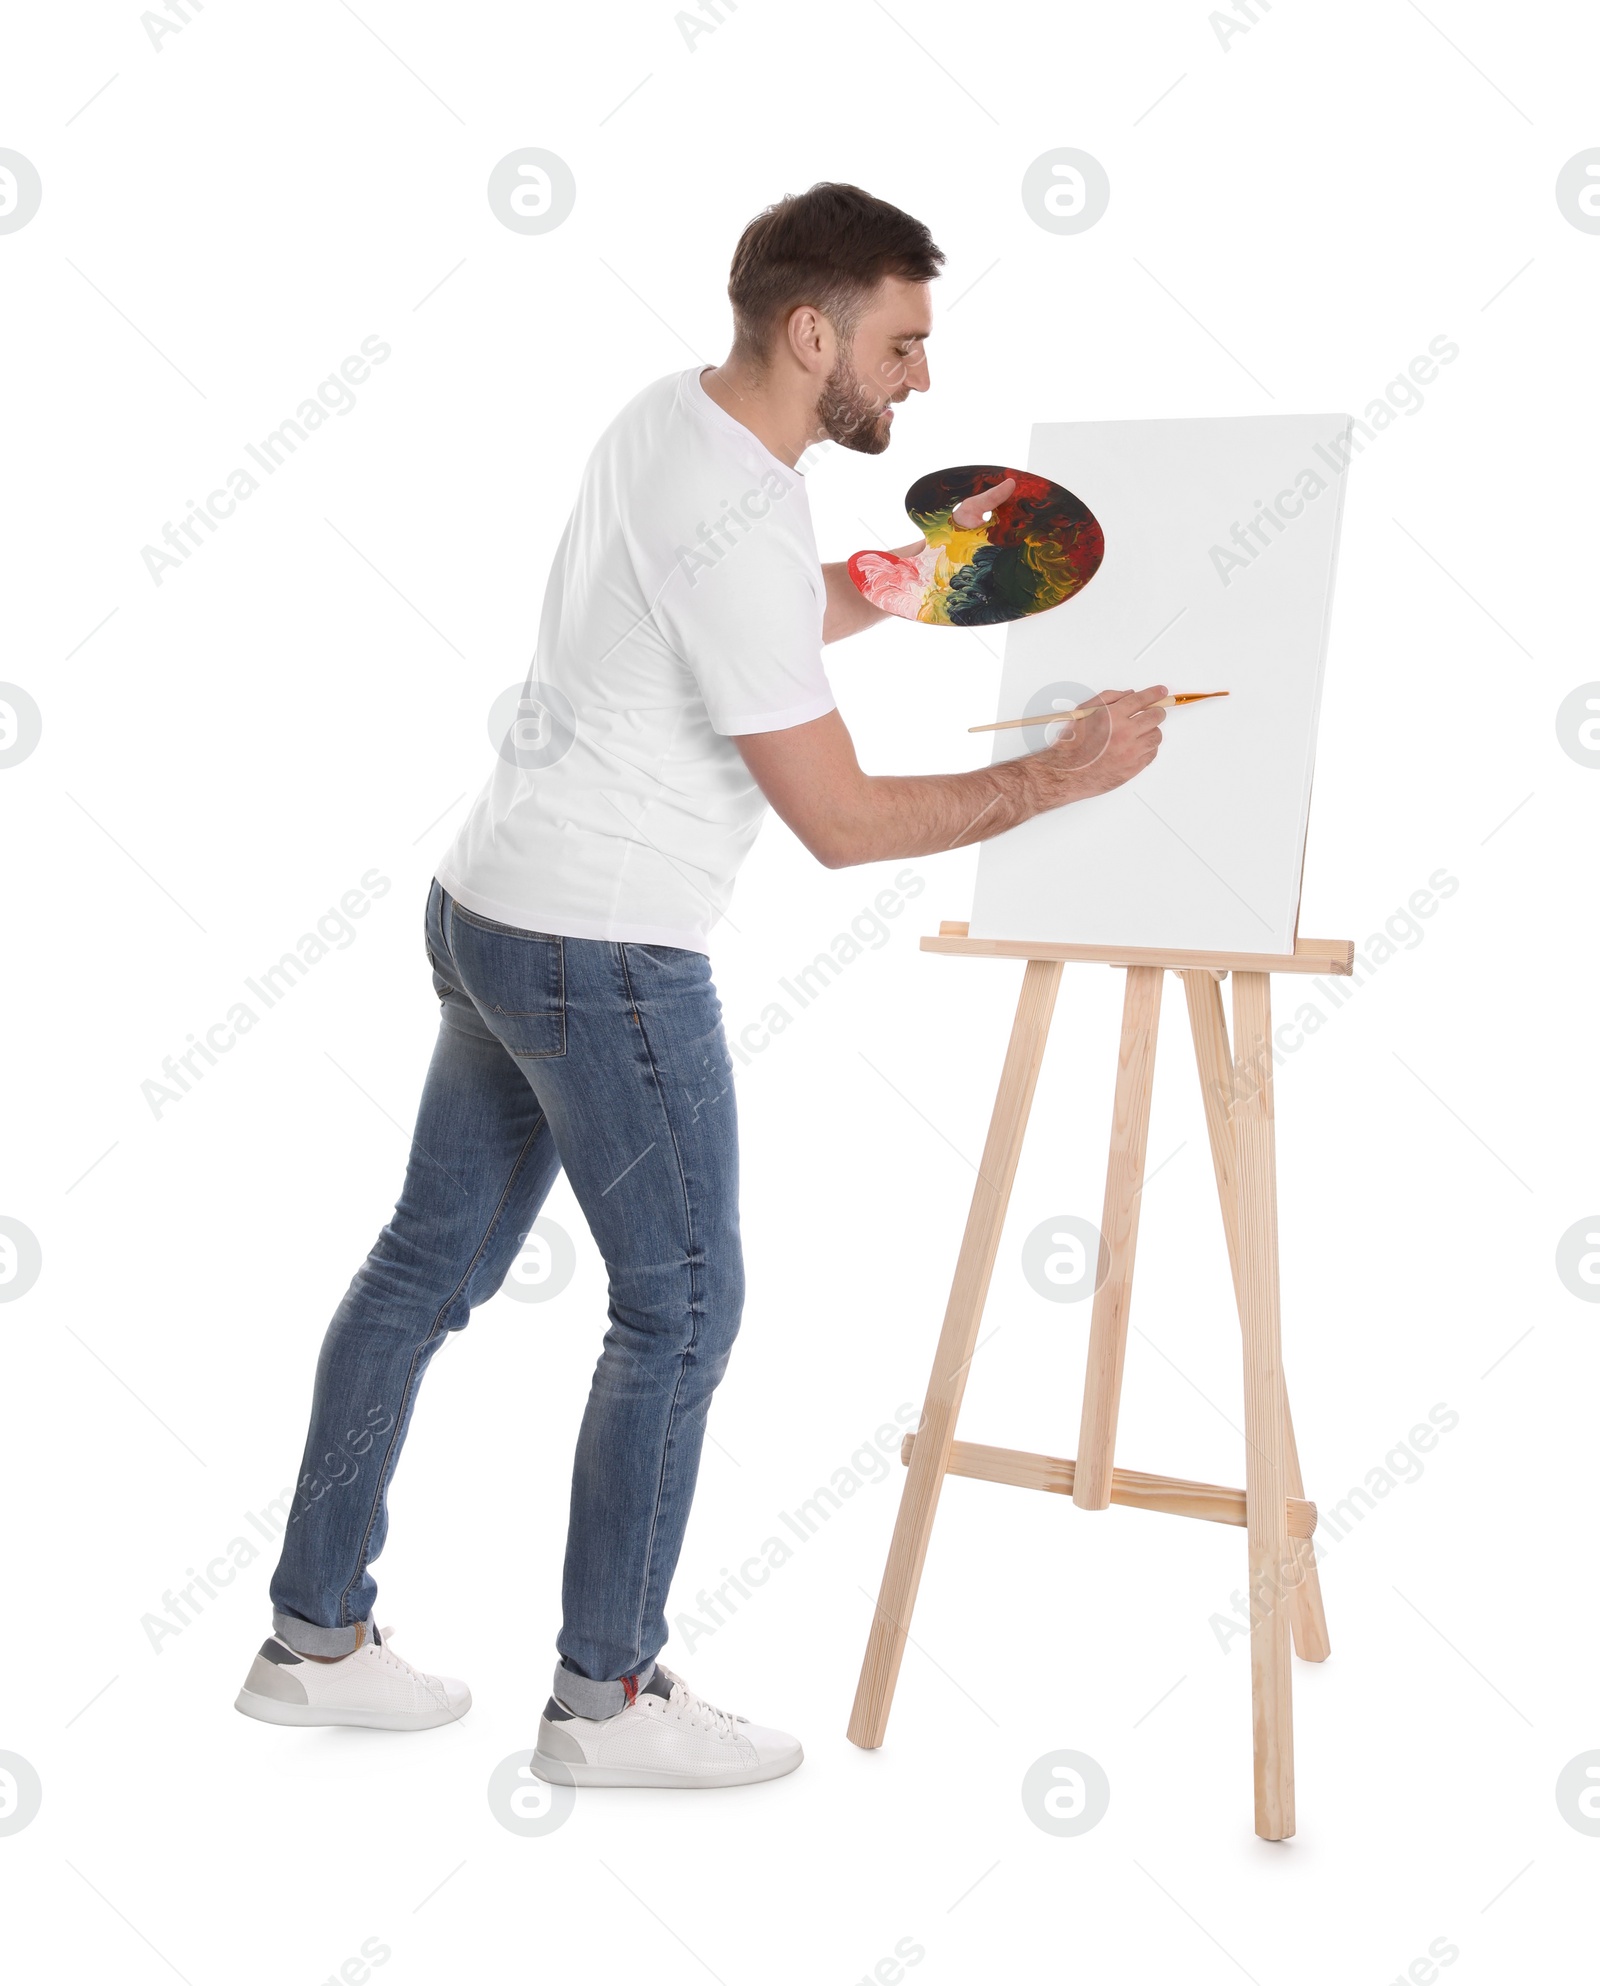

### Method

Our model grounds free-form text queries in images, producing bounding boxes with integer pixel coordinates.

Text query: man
[234,183,1166,1787]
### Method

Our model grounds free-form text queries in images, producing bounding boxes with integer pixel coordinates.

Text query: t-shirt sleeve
[654,513,836,737]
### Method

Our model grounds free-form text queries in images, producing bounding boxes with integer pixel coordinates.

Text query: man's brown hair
[727,182,943,360]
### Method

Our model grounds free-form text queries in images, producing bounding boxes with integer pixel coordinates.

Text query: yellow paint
[916,511,988,624]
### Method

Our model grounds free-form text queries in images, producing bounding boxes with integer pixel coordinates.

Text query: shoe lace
[372,1626,445,1700]
[658,1665,742,1739]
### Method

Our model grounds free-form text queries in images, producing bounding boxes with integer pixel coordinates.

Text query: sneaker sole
[233,1686,470,1732]
[527,1745,802,1789]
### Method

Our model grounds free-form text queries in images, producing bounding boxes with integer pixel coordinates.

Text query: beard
[815,354,896,455]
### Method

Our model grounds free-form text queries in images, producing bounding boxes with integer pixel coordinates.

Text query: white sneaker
[530,1664,801,1788]
[233,1623,470,1731]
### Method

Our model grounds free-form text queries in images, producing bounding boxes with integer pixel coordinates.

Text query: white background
[3,2,1598,1981]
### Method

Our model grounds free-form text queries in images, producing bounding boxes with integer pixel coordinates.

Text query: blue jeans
[269,881,742,1717]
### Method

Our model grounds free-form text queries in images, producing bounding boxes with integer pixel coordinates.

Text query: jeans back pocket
[446,905,567,1059]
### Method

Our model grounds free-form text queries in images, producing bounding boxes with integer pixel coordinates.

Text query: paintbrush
[968,691,1229,734]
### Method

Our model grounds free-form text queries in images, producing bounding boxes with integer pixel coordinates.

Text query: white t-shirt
[436,367,835,951]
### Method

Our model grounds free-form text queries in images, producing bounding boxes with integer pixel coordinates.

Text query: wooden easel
[847,922,1353,1840]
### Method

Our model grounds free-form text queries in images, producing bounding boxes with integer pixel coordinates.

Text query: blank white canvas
[968,414,1351,955]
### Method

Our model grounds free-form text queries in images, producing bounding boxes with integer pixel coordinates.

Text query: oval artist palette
[847,464,1104,629]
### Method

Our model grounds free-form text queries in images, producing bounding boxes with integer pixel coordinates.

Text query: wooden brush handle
[969,693,1225,735]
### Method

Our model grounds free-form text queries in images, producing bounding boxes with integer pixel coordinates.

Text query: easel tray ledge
[926,923,1354,977]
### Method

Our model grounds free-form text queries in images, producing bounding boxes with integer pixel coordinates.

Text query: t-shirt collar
[682,365,804,479]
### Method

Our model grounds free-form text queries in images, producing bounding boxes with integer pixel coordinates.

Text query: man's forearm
[812,756,1059,867]
[737,694,1164,874]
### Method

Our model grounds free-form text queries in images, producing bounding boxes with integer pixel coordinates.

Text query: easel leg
[1073,965,1163,1509]
[1182,971,1329,1663]
[1230,972,1295,1841]
[847,960,1063,1750]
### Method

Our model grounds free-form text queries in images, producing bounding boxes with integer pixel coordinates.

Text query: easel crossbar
[902,1433,1317,1538]
[924,925,1353,976]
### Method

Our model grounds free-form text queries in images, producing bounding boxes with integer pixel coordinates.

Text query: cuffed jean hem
[273,1610,371,1658]
[553,1657,657,1720]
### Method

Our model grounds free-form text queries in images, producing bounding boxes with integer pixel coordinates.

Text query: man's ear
[784,302,835,377]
